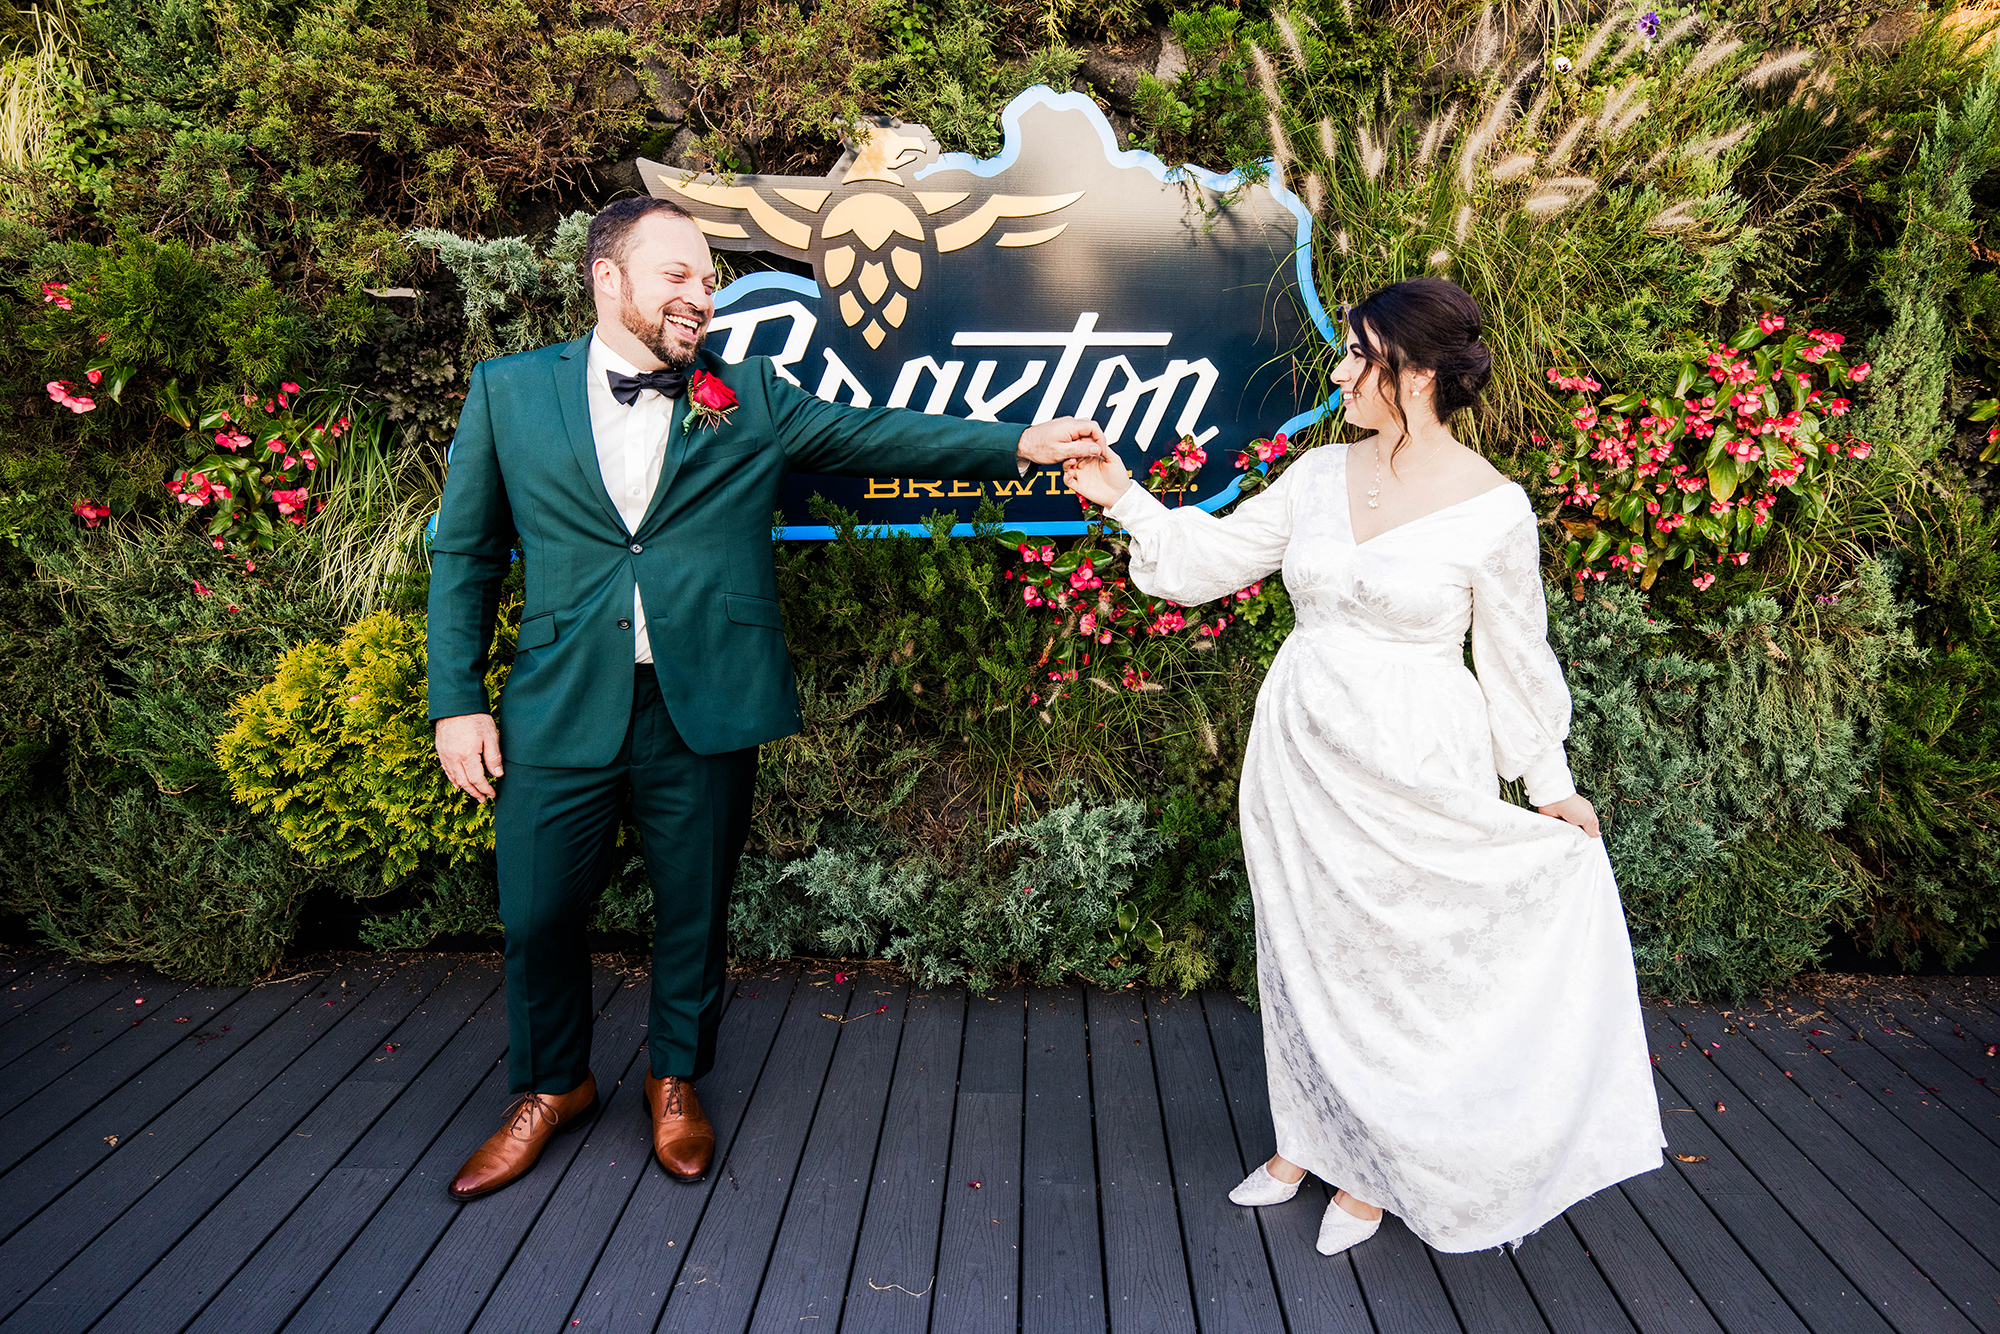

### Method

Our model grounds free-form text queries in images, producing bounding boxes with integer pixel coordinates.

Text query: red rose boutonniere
[684,371,737,432]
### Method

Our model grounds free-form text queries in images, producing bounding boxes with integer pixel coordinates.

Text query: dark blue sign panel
[640,87,1337,537]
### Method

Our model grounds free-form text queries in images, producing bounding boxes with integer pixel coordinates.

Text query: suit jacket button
[630,543,643,553]
[617,618,631,630]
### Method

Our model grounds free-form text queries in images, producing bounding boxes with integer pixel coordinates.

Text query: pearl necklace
[1368,433,1448,508]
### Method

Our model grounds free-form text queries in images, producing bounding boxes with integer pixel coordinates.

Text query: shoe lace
[502,1091,554,1136]
[660,1077,687,1116]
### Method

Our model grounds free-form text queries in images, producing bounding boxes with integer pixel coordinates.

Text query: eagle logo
[639,119,1086,351]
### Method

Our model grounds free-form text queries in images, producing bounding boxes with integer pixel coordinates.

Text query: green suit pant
[496,665,756,1093]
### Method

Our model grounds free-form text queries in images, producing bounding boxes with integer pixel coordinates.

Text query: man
[428,196,1105,1200]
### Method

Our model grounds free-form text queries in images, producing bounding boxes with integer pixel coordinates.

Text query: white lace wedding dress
[1106,442,1664,1253]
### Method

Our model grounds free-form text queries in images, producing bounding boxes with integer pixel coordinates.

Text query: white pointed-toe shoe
[1315,1196,1383,1256]
[1228,1162,1303,1206]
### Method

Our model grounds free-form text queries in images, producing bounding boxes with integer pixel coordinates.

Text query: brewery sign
[641,86,1338,537]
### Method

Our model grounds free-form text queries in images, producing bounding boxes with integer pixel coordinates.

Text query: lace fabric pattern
[1106,443,1665,1253]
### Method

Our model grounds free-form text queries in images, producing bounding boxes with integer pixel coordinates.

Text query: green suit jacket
[426,335,1026,764]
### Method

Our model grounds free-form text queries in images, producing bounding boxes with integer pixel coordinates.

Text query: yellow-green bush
[219,609,512,884]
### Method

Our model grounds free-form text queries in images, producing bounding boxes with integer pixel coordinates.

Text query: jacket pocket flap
[724,594,785,630]
[517,611,557,649]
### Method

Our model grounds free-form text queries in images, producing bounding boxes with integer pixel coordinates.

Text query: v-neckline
[1339,443,1512,548]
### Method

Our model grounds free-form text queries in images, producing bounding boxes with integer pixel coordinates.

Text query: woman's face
[1330,321,1433,434]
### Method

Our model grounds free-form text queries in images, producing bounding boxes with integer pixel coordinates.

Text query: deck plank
[1146,990,1285,1334]
[0,963,91,1041]
[89,960,479,1334]
[929,985,1026,1334]
[0,963,435,1334]
[0,967,151,1082]
[1732,1008,2000,1269]
[1643,1009,1905,1334]
[563,969,799,1334]
[1201,990,1376,1334]
[0,975,200,1119]
[1020,984,1107,1334]
[0,967,340,1315]
[373,974,652,1334]
[278,967,623,1334]
[1090,985,1197,1334]
[1815,997,2000,1149]
[736,976,912,1334]
[644,971,860,1334]
[0,953,1992,1334]
[1430,1248,1550,1334]
[1508,1214,1640,1334]
[1671,1006,2000,1333]
[1607,1157,1807,1334]
[0,981,247,1177]
[834,985,964,1334]
[181,960,507,1334]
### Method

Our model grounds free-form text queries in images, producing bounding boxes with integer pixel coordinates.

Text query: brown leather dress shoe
[449,1074,598,1200]
[645,1074,715,1181]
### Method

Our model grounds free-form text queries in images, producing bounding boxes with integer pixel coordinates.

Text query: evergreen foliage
[2,0,1998,995]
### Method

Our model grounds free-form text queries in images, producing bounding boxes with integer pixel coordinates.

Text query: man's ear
[591,257,620,302]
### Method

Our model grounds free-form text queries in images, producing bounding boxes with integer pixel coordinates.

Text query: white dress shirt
[585,332,676,665]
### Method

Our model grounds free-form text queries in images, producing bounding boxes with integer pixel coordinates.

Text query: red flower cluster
[164,375,350,552]
[1545,315,1874,593]
[71,499,110,528]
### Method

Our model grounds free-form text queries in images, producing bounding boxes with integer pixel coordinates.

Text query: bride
[1063,277,1664,1256]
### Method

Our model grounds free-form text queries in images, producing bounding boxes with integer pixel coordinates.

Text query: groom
[428,196,1106,1199]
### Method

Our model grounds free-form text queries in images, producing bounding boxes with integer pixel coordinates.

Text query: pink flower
[42,282,73,310]
[281,381,300,394]
[71,499,110,527]
[1827,398,1851,416]
[85,368,103,385]
[46,380,96,413]
[271,486,311,522]
[1847,442,1872,460]
[1692,573,1716,591]
[1848,363,1871,382]
[192,580,213,597]
[215,429,251,451]
[1235,581,1262,601]
[1758,312,1784,335]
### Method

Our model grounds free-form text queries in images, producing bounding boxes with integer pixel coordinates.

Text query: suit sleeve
[761,361,1027,480]
[426,362,514,722]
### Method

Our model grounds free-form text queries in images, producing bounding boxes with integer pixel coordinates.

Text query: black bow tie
[607,366,688,406]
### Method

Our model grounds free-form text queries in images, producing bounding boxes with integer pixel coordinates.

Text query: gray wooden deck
[0,948,1994,1333]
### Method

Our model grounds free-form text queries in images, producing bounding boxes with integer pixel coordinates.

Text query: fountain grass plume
[1573,5,1634,80]
[1740,49,1815,88]
[1685,35,1744,79]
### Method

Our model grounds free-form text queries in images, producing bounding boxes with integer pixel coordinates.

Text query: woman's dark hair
[1345,277,1492,462]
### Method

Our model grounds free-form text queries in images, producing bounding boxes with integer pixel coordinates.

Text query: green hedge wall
[3,0,1999,998]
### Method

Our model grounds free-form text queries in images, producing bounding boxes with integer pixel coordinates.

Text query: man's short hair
[584,197,696,286]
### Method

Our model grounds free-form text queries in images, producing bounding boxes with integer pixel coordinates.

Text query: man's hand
[1017,417,1108,467]
[1537,793,1601,839]
[437,713,504,803]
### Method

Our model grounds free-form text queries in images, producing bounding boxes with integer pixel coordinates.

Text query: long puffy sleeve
[1469,507,1577,806]
[1104,457,1304,605]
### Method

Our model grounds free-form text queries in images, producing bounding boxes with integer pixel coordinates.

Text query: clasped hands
[1023,417,1132,506]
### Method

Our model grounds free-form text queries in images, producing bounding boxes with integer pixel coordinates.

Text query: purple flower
[1638,10,1659,37]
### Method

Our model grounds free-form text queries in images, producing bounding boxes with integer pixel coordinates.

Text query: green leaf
[1584,530,1616,563]
[1117,901,1138,933]
[1732,325,1765,350]
[1602,393,1643,413]
[1674,364,1698,399]
[995,530,1030,548]
[1709,456,1739,501]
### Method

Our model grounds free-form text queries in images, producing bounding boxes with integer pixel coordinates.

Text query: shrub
[0,524,369,982]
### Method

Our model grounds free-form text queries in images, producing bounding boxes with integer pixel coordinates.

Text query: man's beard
[619,291,704,370]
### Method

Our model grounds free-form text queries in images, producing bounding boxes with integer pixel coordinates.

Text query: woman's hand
[1063,450,1134,508]
[1537,793,1601,839]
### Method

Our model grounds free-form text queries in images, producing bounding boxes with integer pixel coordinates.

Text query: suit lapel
[555,335,627,534]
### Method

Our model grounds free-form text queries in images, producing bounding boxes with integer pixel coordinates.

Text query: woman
[1063,278,1664,1257]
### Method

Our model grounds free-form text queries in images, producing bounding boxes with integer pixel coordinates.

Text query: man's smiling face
[593,212,717,370]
